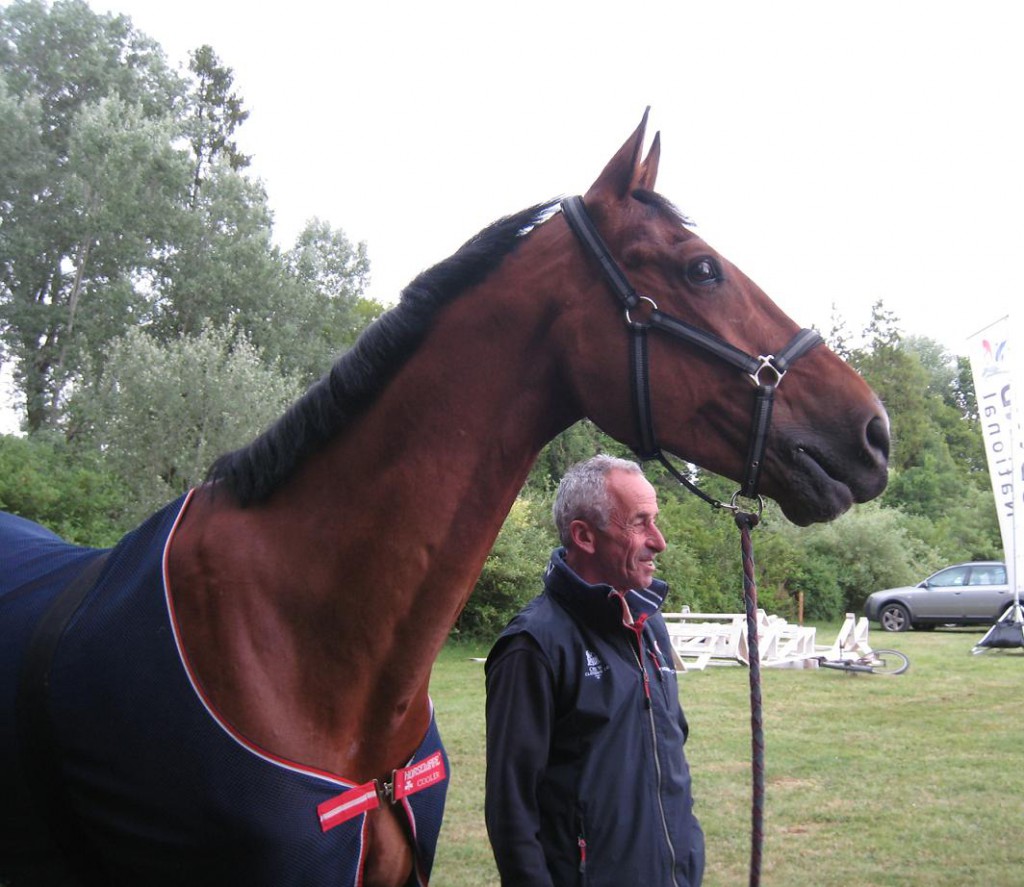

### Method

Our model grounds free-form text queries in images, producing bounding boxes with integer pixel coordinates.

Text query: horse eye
[687,257,722,286]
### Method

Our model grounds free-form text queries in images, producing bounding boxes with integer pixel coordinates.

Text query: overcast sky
[2,0,1020,431]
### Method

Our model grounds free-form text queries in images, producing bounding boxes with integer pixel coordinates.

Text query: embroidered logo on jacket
[584,650,609,679]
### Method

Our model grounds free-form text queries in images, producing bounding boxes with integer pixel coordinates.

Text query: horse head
[552,111,889,525]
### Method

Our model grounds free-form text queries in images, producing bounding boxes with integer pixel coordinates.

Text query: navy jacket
[485,549,704,887]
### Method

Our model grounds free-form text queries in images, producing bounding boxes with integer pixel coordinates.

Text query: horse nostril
[865,414,890,465]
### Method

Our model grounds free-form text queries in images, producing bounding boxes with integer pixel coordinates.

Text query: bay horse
[0,111,889,886]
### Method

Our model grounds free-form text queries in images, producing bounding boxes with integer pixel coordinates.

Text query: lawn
[429,625,1024,886]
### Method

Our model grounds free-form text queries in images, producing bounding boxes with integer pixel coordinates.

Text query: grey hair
[552,455,644,547]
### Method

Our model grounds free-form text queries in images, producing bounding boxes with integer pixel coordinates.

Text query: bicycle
[817,648,910,675]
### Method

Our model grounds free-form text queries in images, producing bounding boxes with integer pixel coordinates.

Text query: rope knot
[734,510,760,531]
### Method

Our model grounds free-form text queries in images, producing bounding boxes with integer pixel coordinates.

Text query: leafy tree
[952,355,978,421]
[55,98,188,366]
[824,301,854,360]
[456,496,553,639]
[151,162,285,333]
[854,356,931,472]
[851,308,987,484]
[0,0,187,430]
[3,95,189,427]
[525,420,635,498]
[279,218,377,382]
[0,0,181,145]
[66,323,300,521]
[1,2,373,435]
[185,44,249,208]
[767,502,938,614]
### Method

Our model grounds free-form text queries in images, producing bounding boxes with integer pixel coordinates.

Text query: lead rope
[735,510,764,887]
[660,456,767,887]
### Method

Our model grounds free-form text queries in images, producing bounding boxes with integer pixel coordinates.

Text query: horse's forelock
[631,189,694,228]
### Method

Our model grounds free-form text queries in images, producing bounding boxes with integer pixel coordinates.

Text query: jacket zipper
[576,807,588,878]
[628,624,681,886]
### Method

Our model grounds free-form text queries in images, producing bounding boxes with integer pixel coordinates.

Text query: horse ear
[636,131,661,191]
[587,108,659,199]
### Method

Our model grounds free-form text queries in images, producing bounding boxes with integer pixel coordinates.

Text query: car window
[929,566,970,587]
[968,565,1006,586]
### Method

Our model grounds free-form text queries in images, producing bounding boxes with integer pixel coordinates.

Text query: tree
[524,420,634,498]
[824,301,854,360]
[185,44,249,208]
[456,496,552,639]
[0,0,187,430]
[1,2,374,432]
[66,323,300,521]
[776,503,939,614]
[0,0,181,146]
[278,218,377,382]
[150,180,378,385]
[151,161,286,336]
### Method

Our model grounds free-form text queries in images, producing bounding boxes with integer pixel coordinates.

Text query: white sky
[3,0,1020,431]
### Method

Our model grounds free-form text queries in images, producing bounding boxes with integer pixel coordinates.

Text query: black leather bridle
[562,194,826,886]
[560,195,822,512]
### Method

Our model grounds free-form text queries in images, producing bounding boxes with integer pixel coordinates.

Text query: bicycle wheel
[866,649,910,675]
[818,658,874,674]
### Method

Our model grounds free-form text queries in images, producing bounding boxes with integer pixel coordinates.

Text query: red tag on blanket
[317,782,380,832]
[392,751,446,801]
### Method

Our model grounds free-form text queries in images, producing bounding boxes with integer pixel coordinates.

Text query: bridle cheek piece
[560,196,823,515]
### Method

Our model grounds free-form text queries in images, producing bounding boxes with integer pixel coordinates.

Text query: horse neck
[180,252,578,776]
[285,270,576,637]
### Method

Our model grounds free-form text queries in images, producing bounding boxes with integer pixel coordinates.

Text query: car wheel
[879,603,911,632]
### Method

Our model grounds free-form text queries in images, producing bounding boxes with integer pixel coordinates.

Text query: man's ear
[568,519,597,555]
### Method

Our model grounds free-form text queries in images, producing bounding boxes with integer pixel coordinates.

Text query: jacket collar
[543,548,669,630]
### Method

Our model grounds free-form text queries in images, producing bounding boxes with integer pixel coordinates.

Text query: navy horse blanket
[0,495,449,886]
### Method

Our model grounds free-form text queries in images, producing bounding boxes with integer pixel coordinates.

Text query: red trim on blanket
[161,490,354,788]
[163,487,442,885]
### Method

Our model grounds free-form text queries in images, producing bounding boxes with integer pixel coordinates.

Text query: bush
[0,433,131,545]
[786,502,939,614]
[457,497,555,641]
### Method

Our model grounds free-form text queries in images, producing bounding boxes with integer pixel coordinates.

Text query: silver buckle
[624,295,659,328]
[748,355,784,388]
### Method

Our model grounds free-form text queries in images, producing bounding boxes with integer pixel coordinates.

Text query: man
[485,455,704,886]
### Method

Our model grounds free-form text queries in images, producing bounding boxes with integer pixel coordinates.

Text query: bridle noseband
[560,195,822,511]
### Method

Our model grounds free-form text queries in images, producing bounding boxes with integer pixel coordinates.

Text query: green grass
[429,626,1024,886]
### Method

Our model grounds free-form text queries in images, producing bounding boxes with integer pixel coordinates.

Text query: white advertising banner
[967,315,1024,600]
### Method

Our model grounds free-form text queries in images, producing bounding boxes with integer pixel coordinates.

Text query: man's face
[587,469,667,592]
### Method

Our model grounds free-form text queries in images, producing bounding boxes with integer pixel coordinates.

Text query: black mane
[207,199,560,506]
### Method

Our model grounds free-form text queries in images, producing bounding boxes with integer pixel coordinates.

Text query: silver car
[864,561,1017,632]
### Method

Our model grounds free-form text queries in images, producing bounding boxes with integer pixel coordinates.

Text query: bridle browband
[560,195,823,512]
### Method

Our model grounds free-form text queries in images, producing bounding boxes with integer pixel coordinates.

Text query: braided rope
[736,511,764,887]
